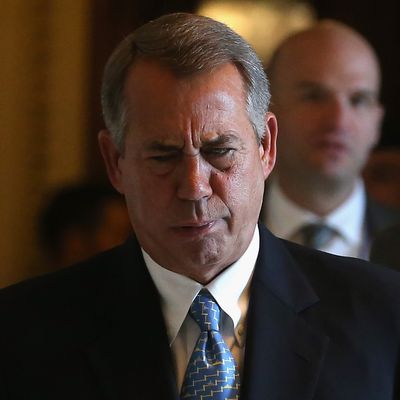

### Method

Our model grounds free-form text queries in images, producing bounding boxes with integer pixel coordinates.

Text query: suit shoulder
[366,196,400,232]
[283,239,400,304]
[0,239,141,315]
[0,238,151,351]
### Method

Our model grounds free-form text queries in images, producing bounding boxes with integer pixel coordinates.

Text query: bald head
[268,20,381,97]
[267,20,384,214]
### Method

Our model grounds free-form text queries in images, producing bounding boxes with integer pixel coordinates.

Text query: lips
[175,221,215,229]
[315,137,350,155]
[171,220,218,237]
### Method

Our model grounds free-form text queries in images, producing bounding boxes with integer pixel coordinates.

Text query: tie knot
[300,223,336,249]
[189,290,220,332]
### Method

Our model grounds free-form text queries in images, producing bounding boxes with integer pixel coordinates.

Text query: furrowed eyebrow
[145,133,241,152]
[201,133,240,146]
[145,142,182,153]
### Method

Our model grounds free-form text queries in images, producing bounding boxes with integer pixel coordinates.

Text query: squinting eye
[150,154,179,162]
[203,148,235,157]
[147,153,180,175]
[202,148,236,171]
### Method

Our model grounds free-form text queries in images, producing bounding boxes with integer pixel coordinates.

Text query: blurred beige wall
[0,0,90,287]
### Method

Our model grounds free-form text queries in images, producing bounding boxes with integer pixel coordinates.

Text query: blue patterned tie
[180,289,240,399]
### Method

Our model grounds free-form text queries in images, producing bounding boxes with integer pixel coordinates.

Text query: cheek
[354,136,376,163]
[354,118,379,149]
[218,174,244,206]
[216,158,264,209]
[121,160,160,191]
[120,166,167,215]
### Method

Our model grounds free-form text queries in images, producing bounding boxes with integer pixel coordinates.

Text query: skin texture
[269,21,384,215]
[99,60,277,284]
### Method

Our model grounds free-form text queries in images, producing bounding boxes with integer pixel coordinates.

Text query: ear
[98,130,125,194]
[259,112,278,179]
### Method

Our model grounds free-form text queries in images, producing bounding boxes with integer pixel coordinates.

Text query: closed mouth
[316,138,349,153]
[171,221,217,236]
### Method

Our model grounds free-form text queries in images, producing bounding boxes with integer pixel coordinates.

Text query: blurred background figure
[370,224,400,271]
[38,183,131,269]
[261,20,400,259]
[363,146,400,209]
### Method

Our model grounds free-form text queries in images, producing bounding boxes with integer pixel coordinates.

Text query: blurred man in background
[38,182,131,268]
[262,20,400,258]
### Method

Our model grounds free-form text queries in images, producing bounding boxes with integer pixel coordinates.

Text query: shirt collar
[324,180,366,245]
[266,179,366,245]
[266,180,314,238]
[143,226,259,346]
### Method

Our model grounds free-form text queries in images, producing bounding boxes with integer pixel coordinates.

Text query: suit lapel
[83,237,179,400]
[241,226,329,400]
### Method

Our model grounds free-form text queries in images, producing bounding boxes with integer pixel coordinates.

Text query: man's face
[99,60,276,283]
[271,34,383,186]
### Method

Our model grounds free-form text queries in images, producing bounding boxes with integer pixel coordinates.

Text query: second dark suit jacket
[0,224,399,399]
[366,196,400,240]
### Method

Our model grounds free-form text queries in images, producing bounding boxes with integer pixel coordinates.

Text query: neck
[276,174,356,216]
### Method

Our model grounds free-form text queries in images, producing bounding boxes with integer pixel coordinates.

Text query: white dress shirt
[264,179,368,258]
[143,226,259,390]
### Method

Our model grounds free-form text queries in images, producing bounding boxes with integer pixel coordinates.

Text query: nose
[176,154,213,201]
[324,95,351,132]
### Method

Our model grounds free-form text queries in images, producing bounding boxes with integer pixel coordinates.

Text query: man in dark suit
[261,20,400,259]
[0,13,399,399]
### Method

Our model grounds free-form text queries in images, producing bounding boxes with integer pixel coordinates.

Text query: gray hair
[101,12,270,151]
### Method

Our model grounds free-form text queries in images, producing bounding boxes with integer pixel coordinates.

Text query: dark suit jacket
[0,225,400,399]
[370,223,400,271]
[365,197,400,240]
